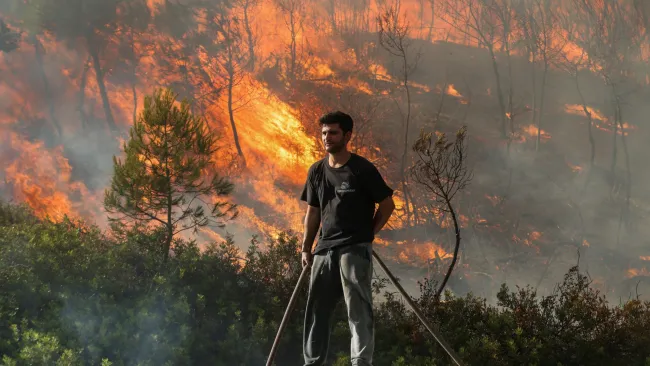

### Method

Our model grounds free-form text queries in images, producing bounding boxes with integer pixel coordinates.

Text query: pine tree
[104,88,237,260]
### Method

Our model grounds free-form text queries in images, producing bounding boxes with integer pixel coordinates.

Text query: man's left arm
[373,196,395,234]
[365,163,396,234]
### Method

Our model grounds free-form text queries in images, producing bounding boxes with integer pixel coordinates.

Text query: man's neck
[328,150,351,168]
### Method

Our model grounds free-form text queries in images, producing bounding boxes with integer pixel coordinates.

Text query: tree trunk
[164,116,173,261]
[435,199,461,299]
[289,9,297,81]
[88,42,118,133]
[400,55,412,227]
[575,72,595,196]
[32,34,62,138]
[536,63,548,152]
[427,0,435,41]
[130,30,138,124]
[609,106,618,192]
[488,46,507,138]
[243,0,256,71]
[615,100,631,245]
[228,73,246,166]
[78,55,91,129]
[530,49,537,138]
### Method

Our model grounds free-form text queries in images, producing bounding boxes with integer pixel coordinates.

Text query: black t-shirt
[300,153,394,254]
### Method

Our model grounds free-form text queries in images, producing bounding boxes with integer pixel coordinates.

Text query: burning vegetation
[1,0,650,303]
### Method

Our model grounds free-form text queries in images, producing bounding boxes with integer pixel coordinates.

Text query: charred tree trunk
[32,35,62,138]
[132,82,138,124]
[435,199,461,299]
[130,30,138,124]
[575,71,596,196]
[530,51,537,139]
[488,46,508,138]
[427,0,435,41]
[289,9,298,81]
[78,55,91,129]
[537,62,549,152]
[615,97,631,245]
[227,70,246,165]
[610,106,618,193]
[243,0,256,71]
[400,55,413,227]
[88,41,118,133]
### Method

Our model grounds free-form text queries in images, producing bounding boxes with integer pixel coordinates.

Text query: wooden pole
[372,250,465,366]
[265,264,310,366]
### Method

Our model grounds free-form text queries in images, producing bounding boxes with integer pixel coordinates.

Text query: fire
[216,78,320,185]
[564,104,636,136]
[521,124,551,140]
[627,268,650,278]
[1,131,101,223]
[1,0,648,298]
[485,194,500,206]
[640,256,650,261]
[566,161,583,173]
[376,237,452,265]
[369,63,393,82]
[446,84,462,98]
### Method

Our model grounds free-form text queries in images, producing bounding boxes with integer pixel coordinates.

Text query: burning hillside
[1,0,650,301]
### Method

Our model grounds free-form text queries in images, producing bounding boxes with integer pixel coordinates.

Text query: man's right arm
[301,205,321,253]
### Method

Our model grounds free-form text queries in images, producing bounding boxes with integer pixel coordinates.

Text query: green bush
[1,202,649,365]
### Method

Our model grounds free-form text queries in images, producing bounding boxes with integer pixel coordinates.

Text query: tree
[410,126,472,299]
[274,0,306,82]
[561,0,643,242]
[104,89,238,260]
[514,0,564,152]
[378,5,421,228]
[36,0,124,134]
[235,0,260,71]
[213,13,251,166]
[438,0,513,138]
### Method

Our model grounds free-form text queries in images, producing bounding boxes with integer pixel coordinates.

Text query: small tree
[410,126,472,299]
[377,5,421,227]
[104,89,238,260]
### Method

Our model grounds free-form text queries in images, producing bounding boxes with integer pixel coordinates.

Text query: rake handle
[265,263,310,366]
[372,250,465,366]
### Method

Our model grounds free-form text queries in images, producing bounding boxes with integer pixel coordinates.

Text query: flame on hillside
[1,131,101,222]
[627,268,650,278]
[564,104,637,136]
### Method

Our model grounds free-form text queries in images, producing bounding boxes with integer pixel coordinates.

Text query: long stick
[265,264,310,366]
[372,250,465,366]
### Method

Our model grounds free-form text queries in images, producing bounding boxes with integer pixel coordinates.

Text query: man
[300,111,395,366]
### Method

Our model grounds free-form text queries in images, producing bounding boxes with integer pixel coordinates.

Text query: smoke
[1,0,650,305]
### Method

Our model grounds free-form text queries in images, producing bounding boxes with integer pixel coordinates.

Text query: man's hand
[302,251,313,268]
[373,196,396,234]
[301,205,320,269]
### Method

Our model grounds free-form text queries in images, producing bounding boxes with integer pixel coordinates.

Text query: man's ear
[344,131,352,143]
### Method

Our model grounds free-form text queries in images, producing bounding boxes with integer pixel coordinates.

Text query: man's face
[321,123,350,153]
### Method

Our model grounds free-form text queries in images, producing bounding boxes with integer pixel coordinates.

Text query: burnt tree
[411,126,472,299]
[378,5,421,228]
[439,0,512,139]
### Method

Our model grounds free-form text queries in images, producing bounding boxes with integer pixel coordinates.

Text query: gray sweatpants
[303,242,374,366]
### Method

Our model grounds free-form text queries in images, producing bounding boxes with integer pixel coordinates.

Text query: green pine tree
[104,88,237,260]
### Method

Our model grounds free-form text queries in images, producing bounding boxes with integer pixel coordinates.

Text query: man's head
[319,111,353,154]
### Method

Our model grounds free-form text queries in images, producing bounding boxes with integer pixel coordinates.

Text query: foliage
[104,88,237,259]
[1,201,650,365]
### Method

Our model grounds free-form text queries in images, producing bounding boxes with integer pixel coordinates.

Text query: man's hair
[318,111,354,134]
